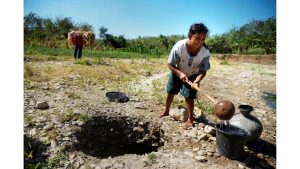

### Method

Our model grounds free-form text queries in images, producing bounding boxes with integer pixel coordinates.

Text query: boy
[159,23,211,128]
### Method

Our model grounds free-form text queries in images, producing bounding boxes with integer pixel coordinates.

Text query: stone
[50,139,57,149]
[29,128,36,136]
[204,125,216,136]
[198,134,208,141]
[207,152,213,157]
[76,120,84,126]
[35,101,49,109]
[192,147,200,152]
[35,116,47,123]
[169,107,188,121]
[195,155,207,162]
[238,163,245,168]
[73,108,82,114]
[198,123,205,128]
[69,154,76,160]
[43,123,54,131]
[133,126,144,133]
[208,136,216,141]
[100,159,112,169]
[197,150,205,156]
[184,151,194,158]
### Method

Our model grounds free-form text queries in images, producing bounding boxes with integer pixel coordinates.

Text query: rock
[184,128,197,138]
[143,71,151,76]
[43,123,54,131]
[207,152,213,157]
[134,103,146,109]
[208,136,216,141]
[194,107,202,119]
[76,120,84,126]
[197,134,208,141]
[238,163,245,168]
[204,125,216,136]
[78,157,85,165]
[73,108,82,114]
[99,159,112,169]
[184,151,194,158]
[214,152,221,158]
[35,101,49,109]
[39,137,48,143]
[169,107,188,121]
[50,139,57,149]
[257,153,264,159]
[29,128,36,136]
[133,126,144,133]
[69,154,76,160]
[62,137,70,141]
[193,147,200,152]
[197,150,206,156]
[195,155,207,162]
[35,116,47,123]
[201,143,208,148]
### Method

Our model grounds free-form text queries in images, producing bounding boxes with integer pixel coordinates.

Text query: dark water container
[215,123,249,159]
[229,105,263,143]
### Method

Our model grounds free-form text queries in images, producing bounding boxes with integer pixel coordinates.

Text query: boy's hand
[179,72,187,82]
[191,81,199,90]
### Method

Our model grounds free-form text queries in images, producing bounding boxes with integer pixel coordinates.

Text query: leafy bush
[246,48,265,55]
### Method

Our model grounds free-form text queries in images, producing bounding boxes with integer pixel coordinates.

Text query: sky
[24,0,276,39]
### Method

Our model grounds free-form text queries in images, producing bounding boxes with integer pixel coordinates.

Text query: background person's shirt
[74,35,84,48]
[168,39,210,77]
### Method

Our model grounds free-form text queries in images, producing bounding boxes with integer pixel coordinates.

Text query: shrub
[246,48,265,55]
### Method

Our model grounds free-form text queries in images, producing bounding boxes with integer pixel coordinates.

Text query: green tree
[55,17,74,38]
[76,22,94,32]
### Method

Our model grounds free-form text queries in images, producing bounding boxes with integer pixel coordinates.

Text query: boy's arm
[167,63,187,82]
[194,71,206,84]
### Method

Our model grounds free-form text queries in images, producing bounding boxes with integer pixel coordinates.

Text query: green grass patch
[195,100,214,115]
[65,91,81,99]
[60,109,76,123]
[75,58,92,65]
[79,113,93,122]
[144,153,157,167]
[24,45,164,59]
[151,79,166,104]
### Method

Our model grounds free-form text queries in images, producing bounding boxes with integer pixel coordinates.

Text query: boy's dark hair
[188,23,209,38]
[188,23,209,49]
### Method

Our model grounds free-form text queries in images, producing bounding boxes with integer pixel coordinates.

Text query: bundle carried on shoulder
[68,30,95,46]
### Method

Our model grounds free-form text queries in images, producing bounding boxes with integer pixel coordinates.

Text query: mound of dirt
[214,54,276,65]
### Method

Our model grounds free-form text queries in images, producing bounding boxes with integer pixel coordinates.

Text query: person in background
[159,23,211,128]
[74,31,84,60]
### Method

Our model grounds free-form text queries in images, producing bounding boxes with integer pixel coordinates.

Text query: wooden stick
[185,79,217,104]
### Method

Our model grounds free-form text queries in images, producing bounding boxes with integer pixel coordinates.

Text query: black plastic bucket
[215,123,249,159]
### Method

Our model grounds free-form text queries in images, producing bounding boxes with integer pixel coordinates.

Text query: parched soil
[24,56,276,169]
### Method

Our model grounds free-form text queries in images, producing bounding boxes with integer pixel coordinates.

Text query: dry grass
[24,57,167,89]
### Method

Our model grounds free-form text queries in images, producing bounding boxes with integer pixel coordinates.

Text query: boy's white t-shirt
[168,39,210,77]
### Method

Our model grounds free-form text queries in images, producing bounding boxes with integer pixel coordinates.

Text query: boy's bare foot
[159,111,169,118]
[185,120,194,128]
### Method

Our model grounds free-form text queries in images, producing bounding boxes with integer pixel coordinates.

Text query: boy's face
[189,33,206,48]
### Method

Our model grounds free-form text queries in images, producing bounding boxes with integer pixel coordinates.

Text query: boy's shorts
[166,72,198,99]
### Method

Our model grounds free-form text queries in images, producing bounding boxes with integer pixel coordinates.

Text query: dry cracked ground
[24,55,276,169]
